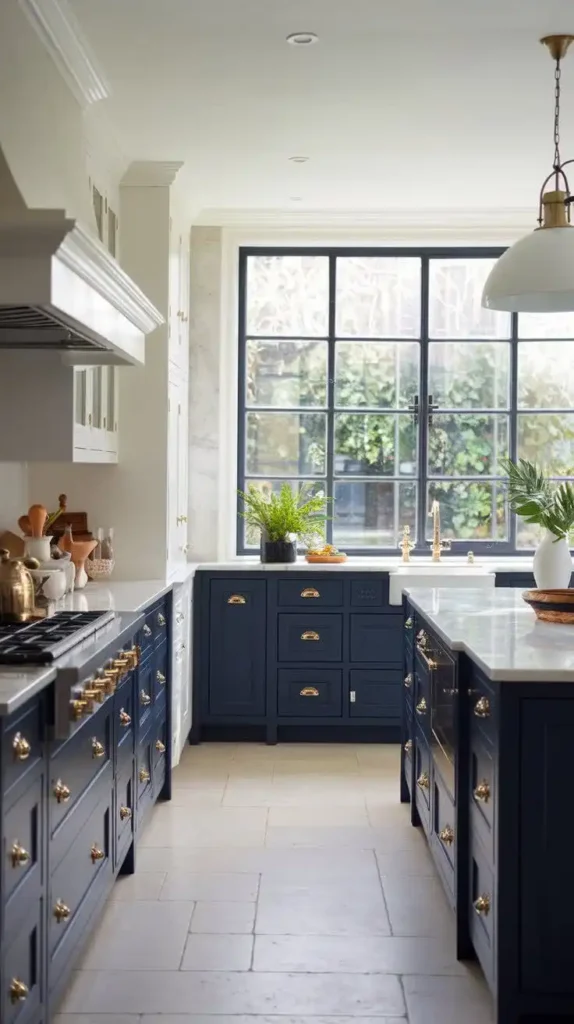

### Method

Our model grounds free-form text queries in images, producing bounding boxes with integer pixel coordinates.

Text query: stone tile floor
[56,743,494,1024]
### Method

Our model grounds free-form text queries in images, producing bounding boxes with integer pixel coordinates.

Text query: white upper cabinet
[73,366,119,462]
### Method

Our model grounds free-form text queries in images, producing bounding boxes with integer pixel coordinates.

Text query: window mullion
[418,255,430,549]
[509,312,519,550]
[326,253,337,546]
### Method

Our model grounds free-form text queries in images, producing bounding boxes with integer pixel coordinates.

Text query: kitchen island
[402,587,574,1024]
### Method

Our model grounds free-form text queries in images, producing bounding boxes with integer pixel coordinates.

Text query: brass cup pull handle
[474,781,491,803]
[10,841,30,868]
[155,739,166,753]
[140,690,152,706]
[53,899,71,923]
[9,979,28,1004]
[439,824,455,846]
[473,893,491,917]
[227,594,246,605]
[157,612,166,627]
[156,670,166,684]
[404,739,413,755]
[301,630,320,641]
[415,697,428,715]
[12,732,31,761]
[474,696,491,719]
[91,738,105,758]
[119,709,132,727]
[405,616,413,630]
[143,624,152,637]
[404,673,413,689]
[139,768,150,783]
[53,779,71,803]
[90,845,105,863]
[119,805,132,821]
[301,588,320,598]
[300,687,319,697]
[417,771,430,790]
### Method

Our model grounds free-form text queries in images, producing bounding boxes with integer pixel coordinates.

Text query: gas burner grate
[0,610,115,664]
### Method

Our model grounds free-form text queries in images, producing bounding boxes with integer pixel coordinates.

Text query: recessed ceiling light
[289,156,310,163]
[286,32,318,46]
[290,196,303,202]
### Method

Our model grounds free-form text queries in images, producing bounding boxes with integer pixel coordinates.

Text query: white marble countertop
[195,556,537,573]
[406,587,574,682]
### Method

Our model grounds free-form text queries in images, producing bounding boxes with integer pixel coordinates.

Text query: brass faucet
[399,525,415,562]
[429,500,451,562]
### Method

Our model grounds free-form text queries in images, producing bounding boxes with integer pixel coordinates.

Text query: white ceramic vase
[533,529,573,590]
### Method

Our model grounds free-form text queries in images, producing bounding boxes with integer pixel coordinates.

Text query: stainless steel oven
[417,630,457,798]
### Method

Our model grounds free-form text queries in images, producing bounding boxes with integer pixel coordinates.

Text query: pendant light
[482,35,574,313]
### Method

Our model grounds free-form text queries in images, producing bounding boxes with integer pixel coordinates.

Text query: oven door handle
[416,644,438,671]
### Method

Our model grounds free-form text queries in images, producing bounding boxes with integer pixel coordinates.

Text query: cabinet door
[167,377,181,570]
[208,580,266,717]
[73,367,92,449]
[176,378,189,555]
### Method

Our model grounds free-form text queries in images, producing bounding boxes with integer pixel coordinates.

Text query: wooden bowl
[305,553,348,564]
[522,589,574,624]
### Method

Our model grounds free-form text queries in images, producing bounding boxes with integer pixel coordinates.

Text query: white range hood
[0,150,163,366]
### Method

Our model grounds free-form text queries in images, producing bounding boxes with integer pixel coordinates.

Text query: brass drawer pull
[91,738,105,758]
[155,739,166,753]
[53,899,71,923]
[156,670,166,684]
[83,688,105,704]
[439,824,455,846]
[417,629,428,647]
[415,697,427,715]
[10,841,30,868]
[140,690,152,707]
[143,624,152,637]
[53,779,71,803]
[90,845,105,863]
[119,805,132,821]
[473,780,491,803]
[404,673,413,689]
[300,686,319,697]
[119,709,132,727]
[474,696,491,719]
[301,630,320,641]
[405,616,413,630]
[139,767,151,783]
[473,893,491,916]
[417,647,438,671]
[404,739,413,755]
[227,594,246,605]
[417,771,430,790]
[12,732,31,761]
[301,587,320,598]
[157,612,166,627]
[9,979,28,1004]
[70,699,89,720]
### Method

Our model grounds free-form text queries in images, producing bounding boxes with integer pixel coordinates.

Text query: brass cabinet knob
[156,670,166,684]
[301,630,320,641]
[90,844,105,863]
[12,732,31,761]
[300,687,319,697]
[404,673,413,689]
[119,805,132,821]
[405,617,413,630]
[9,979,28,1003]
[473,780,491,803]
[474,696,491,719]
[301,587,320,598]
[53,779,71,803]
[157,612,166,627]
[439,824,455,846]
[473,893,491,916]
[227,594,246,605]
[416,630,428,648]
[155,740,166,753]
[53,899,71,923]
[143,624,152,637]
[140,690,152,707]
[415,697,428,715]
[404,739,413,755]
[417,772,430,790]
[119,709,132,727]
[10,841,30,868]
[139,767,150,783]
[91,738,105,758]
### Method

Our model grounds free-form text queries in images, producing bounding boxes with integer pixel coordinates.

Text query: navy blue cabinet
[208,579,267,717]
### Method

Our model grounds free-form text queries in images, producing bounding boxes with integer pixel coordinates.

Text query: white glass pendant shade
[482,226,574,312]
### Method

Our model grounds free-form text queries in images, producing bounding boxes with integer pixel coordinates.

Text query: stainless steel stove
[0,610,116,664]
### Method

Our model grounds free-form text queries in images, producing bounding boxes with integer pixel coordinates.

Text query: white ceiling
[69,0,574,221]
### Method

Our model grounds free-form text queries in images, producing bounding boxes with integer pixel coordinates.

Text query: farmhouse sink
[388,564,495,606]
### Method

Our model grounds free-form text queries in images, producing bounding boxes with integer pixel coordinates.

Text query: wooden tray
[305,554,348,564]
[523,589,574,624]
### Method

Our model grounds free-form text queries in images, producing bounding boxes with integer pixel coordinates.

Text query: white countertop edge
[194,557,536,573]
[0,665,57,716]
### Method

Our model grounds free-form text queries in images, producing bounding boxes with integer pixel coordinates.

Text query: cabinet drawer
[115,676,135,776]
[3,901,42,1024]
[154,643,168,701]
[3,774,43,917]
[278,614,343,662]
[350,578,390,607]
[278,670,342,717]
[208,579,266,717]
[115,770,134,866]
[413,665,431,739]
[137,658,155,727]
[414,728,431,832]
[470,736,495,859]
[349,670,401,719]
[469,840,495,989]
[350,614,402,664]
[49,793,111,956]
[152,715,168,770]
[469,673,496,746]
[142,601,169,650]
[136,726,154,821]
[2,698,43,800]
[278,578,343,608]
[433,770,456,878]
[49,706,112,838]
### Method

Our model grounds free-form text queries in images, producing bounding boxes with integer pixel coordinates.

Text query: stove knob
[113,657,130,676]
[83,688,105,705]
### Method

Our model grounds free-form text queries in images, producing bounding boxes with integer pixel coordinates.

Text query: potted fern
[238,483,331,563]
[502,458,574,588]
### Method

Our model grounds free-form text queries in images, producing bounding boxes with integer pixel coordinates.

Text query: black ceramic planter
[260,536,297,563]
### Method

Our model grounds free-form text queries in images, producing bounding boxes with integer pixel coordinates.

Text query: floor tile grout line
[373,847,394,938]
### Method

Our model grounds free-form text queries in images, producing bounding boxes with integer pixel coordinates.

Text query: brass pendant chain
[554,55,562,186]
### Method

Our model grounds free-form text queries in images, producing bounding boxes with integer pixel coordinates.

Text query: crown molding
[121,161,184,188]
[19,0,110,108]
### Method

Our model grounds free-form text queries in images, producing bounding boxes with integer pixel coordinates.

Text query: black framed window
[237,247,574,555]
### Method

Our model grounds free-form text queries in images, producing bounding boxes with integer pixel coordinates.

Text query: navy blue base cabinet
[0,596,172,1024]
[193,570,403,743]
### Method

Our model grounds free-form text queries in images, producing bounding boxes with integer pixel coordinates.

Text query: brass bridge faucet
[429,500,451,562]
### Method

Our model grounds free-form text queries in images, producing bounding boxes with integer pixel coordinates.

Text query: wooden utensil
[27,505,47,539]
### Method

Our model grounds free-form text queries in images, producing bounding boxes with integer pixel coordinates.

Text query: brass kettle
[0,549,35,623]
